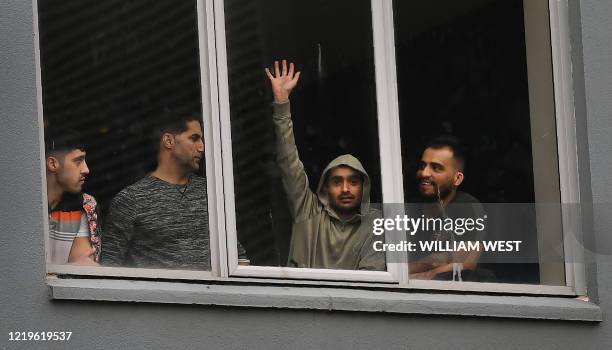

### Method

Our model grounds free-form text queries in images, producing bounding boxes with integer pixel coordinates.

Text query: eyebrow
[330,175,361,181]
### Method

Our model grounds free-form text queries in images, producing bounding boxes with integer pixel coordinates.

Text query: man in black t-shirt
[408,137,485,281]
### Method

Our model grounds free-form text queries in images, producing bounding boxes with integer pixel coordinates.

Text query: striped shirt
[49,208,90,264]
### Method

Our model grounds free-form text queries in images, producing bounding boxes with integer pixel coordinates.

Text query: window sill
[47,277,601,321]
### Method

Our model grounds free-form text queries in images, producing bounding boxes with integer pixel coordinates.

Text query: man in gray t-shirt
[101,113,211,270]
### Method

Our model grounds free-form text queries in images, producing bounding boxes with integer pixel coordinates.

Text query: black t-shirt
[407,191,486,261]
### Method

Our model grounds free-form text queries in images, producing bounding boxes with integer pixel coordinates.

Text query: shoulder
[366,206,383,217]
[190,175,208,195]
[116,175,159,197]
[82,192,97,205]
[82,193,98,212]
[191,174,207,186]
[449,191,485,216]
[453,191,481,204]
[110,177,153,207]
[361,206,383,222]
[128,175,159,190]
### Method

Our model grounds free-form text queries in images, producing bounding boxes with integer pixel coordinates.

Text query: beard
[57,173,82,194]
[328,196,360,215]
[418,181,453,202]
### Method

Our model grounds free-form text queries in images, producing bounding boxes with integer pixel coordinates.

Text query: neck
[441,190,457,208]
[335,209,358,222]
[152,159,191,185]
[46,177,63,210]
[420,189,457,214]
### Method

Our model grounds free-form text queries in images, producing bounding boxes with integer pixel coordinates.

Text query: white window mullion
[371,0,409,285]
[548,0,586,295]
[199,0,232,278]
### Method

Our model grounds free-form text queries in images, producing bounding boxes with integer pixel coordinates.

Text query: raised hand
[265,59,301,103]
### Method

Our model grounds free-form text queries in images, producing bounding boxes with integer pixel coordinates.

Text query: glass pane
[39,0,212,270]
[223,0,385,270]
[393,0,565,284]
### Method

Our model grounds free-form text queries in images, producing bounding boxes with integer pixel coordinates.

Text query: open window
[37,0,585,296]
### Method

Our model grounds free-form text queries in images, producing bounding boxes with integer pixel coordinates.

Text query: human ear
[46,156,60,172]
[162,133,175,149]
[453,171,464,187]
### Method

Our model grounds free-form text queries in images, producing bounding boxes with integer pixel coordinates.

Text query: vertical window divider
[371,0,410,285]
[199,0,230,278]
[33,0,53,273]
[548,0,586,295]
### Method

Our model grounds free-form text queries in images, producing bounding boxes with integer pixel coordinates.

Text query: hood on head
[316,154,371,216]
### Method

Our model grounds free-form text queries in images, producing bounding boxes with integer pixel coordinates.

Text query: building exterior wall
[1,0,611,349]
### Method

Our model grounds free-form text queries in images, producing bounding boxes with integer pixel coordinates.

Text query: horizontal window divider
[228,265,398,284]
[405,279,576,296]
[47,277,601,322]
[47,265,214,281]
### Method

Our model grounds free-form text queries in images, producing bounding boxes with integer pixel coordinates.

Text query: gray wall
[1,0,611,349]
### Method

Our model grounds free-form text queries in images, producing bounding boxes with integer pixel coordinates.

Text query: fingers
[264,67,274,80]
[87,247,96,257]
[282,59,288,76]
[288,62,294,78]
[293,71,301,83]
[266,60,299,79]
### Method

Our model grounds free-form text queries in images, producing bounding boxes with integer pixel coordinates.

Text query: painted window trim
[209,0,409,283]
[47,277,602,322]
[208,0,589,292]
[33,0,591,297]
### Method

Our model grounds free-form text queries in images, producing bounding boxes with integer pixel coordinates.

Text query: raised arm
[265,60,319,221]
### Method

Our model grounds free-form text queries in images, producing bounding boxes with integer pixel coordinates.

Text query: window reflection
[39,0,213,269]
[224,0,384,269]
[394,0,564,284]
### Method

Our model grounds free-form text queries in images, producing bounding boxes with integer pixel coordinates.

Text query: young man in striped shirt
[45,128,98,265]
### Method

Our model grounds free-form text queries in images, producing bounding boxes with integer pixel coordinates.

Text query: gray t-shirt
[101,175,210,270]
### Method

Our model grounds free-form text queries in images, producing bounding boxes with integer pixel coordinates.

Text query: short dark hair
[423,136,465,170]
[151,111,202,152]
[153,112,202,150]
[44,127,86,158]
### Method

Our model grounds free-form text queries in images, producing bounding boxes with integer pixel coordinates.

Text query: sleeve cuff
[272,100,291,117]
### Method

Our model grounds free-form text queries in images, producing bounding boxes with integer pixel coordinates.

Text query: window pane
[394,0,565,284]
[223,0,384,270]
[39,0,212,270]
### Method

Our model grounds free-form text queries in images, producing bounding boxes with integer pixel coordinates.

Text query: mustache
[338,194,355,199]
[419,177,437,185]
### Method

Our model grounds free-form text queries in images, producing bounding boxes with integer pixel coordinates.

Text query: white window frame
[207,0,585,294]
[209,0,406,284]
[35,0,586,297]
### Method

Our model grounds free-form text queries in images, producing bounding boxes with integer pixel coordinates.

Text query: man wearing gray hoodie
[265,60,385,271]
